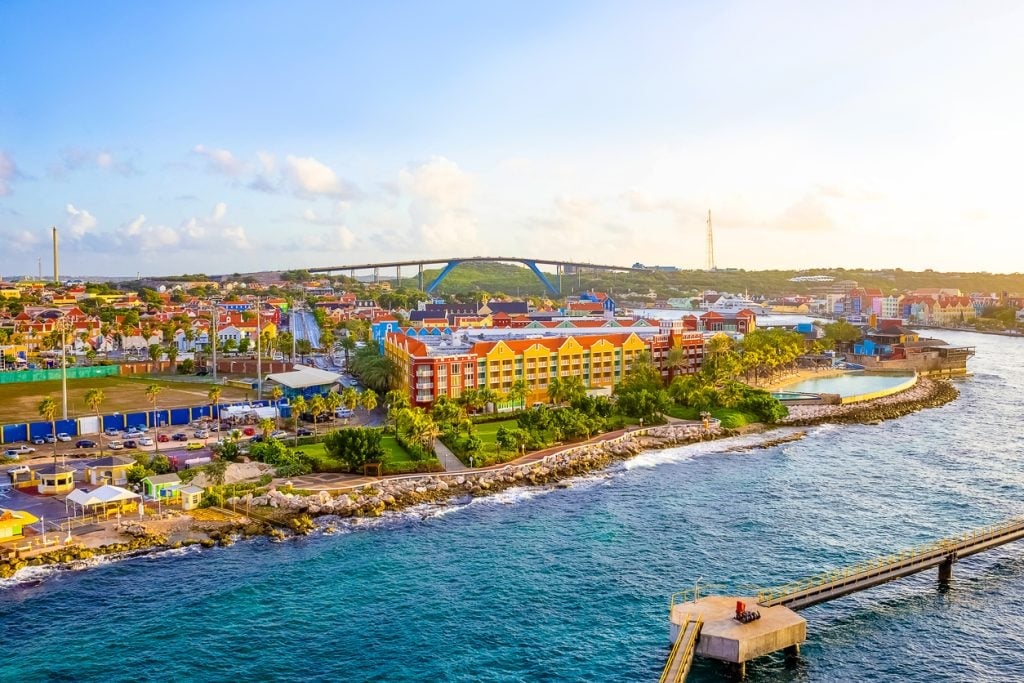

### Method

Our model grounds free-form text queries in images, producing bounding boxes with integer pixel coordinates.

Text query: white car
[137,436,154,446]
[108,440,124,450]
[56,433,72,442]
[270,430,288,439]
[104,428,121,436]
[194,429,209,439]
[5,445,35,455]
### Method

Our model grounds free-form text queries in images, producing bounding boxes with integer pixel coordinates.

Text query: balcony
[416,382,434,390]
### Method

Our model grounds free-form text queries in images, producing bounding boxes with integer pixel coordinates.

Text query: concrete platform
[670,595,806,664]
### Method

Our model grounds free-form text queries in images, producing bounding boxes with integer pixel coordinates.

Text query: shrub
[323,427,386,471]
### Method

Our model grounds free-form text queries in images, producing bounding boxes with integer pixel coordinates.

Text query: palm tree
[291,395,307,446]
[507,379,528,411]
[339,335,356,368]
[309,394,326,439]
[547,376,564,405]
[84,388,105,457]
[145,384,164,454]
[208,386,222,433]
[259,417,275,441]
[324,391,342,423]
[341,386,358,412]
[38,396,59,467]
[360,388,378,414]
[269,386,284,429]
[166,344,179,369]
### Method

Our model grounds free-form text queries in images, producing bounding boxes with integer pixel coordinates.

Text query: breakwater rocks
[0,533,169,579]
[781,377,959,426]
[237,423,724,520]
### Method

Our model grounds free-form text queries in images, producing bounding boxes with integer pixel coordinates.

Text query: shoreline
[0,377,960,583]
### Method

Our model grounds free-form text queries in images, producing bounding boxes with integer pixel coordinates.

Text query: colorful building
[0,509,38,542]
[385,329,703,408]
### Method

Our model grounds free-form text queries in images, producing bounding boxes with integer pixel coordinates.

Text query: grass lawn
[664,404,759,428]
[472,419,519,451]
[292,433,435,470]
[0,375,252,424]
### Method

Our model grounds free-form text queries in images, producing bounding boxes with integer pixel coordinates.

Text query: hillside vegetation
[393,262,1024,299]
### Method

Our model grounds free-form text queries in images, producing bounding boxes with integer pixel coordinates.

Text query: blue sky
[2,1,1023,277]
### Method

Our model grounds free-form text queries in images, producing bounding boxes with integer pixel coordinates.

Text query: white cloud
[0,151,19,196]
[284,155,347,196]
[192,144,244,176]
[397,156,479,253]
[6,229,39,252]
[49,148,139,178]
[65,203,98,238]
[112,204,253,252]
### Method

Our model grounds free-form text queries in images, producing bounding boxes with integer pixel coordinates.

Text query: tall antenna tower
[705,210,716,271]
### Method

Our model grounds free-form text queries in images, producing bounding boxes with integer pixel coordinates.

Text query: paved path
[433,439,467,471]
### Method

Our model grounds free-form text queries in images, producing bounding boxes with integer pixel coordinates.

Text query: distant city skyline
[2,1,1023,277]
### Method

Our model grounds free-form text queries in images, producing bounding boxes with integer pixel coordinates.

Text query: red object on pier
[736,601,745,616]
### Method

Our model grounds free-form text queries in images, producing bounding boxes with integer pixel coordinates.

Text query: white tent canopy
[265,364,340,390]
[66,485,141,512]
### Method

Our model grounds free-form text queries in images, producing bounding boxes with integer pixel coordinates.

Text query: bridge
[663,515,1024,679]
[306,256,634,295]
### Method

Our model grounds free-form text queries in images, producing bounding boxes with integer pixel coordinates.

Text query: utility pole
[59,317,69,420]
[255,297,263,400]
[705,210,716,271]
[210,297,222,381]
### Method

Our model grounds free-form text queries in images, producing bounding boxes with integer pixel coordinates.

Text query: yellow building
[0,286,21,300]
[387,331,655,407]
[0,509,39,542]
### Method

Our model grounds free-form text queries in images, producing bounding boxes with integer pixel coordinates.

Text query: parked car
[335,408,355,418]
[104,428,121,437]
[249,434,264,444]
[242,426,256,436]
[171,432,188,441]
[75,439,97,448]
[5,445,36,455]
[296,427,313,437]
[270,430,288,439]
[3,450,22,460]
[195,368,210,376]
[56,433,72,442]
[137,437,153,446]
[208,423,221,432]
[123,439,138,449]
[32,436,47,445]
[157,434,170,443]
[185,442,204,451]
[108,440,124,450]
[194,429,209,439]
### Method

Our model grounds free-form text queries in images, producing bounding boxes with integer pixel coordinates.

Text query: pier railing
[756,516,1024,608]
[659,613,703,683]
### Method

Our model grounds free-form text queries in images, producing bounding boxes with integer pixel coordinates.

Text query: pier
[663,516,1024,679]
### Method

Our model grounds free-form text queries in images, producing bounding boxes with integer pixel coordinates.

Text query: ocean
[1,330,1021,682]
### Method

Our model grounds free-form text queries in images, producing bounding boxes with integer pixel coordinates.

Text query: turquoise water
[778,371,915,398]
[1,330,1022,681]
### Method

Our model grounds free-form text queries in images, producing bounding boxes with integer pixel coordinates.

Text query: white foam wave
[622,428,805,470]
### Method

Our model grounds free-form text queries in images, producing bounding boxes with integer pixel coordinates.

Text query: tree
[323,427,386,472]
[309,394,326,439]
[269,386,284,428]
[204,458,228,490]
[341,386,359,412]
[84,388,105,457]
[166,344,179,368]
[324,391,342,422]
[208,386,222,432]
[507,379,528,410]
[360,388,378,414]
[291,395,307,446]
[259,417,275,440]
[146,384,164,454]
[339,335,357,368]
[148,343,162,363]
[38,396,59,467]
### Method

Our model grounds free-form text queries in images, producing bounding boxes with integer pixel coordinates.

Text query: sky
[2,0,1024,278]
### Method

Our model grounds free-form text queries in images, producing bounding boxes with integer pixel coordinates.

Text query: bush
[274,450,312,477]
[395,432,434,462]
[177,359,195,374]
[323,427,386,471]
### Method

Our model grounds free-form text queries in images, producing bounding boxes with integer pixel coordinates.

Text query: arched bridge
[307,256,635,295]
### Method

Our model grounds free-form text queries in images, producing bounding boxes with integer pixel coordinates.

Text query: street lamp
[255,297,264,400]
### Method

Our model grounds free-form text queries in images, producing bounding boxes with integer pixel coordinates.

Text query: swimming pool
[776,371,916,398]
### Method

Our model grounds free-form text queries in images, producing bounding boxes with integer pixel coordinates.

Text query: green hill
[400,262,1024,299]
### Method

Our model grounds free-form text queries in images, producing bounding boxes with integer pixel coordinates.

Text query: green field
[292,434,433,472]
[472,419,519,452]
[0,375,252,424]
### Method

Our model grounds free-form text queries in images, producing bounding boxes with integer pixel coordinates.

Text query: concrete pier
[670,596,806,668]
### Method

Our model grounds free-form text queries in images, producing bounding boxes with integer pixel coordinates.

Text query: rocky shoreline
[0,378,960,582]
